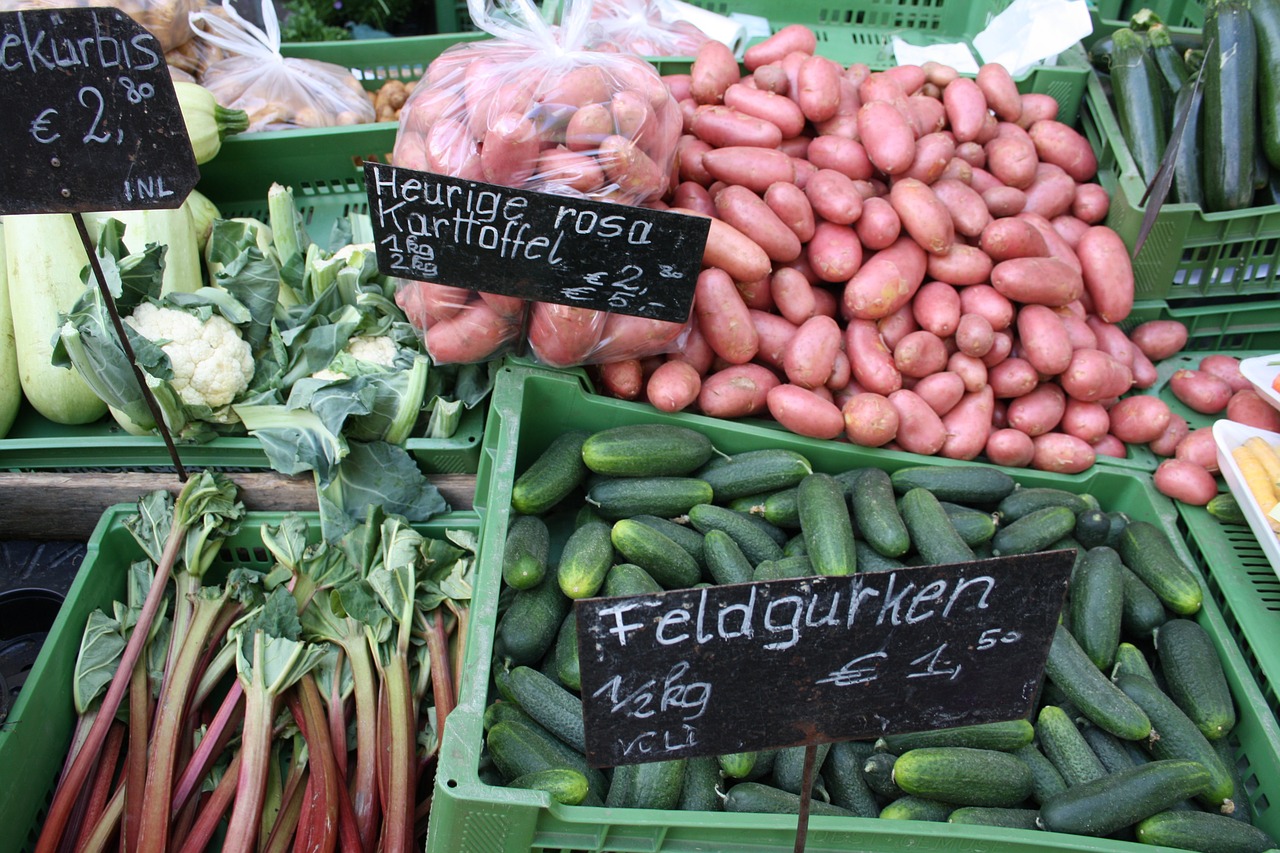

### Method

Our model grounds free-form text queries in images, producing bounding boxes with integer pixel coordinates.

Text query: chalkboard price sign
[576,552,1073,768]
[0,7,198,215]
[364,161,709,323]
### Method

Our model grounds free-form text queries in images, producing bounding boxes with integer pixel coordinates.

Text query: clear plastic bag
[392,0,687,366]
[0,0,206,52]
[580,0,712,56]
[188,0,375,131]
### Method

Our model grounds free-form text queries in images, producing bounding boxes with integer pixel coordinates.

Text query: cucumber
[899,487,975,565]
[678,756,722,811]
[991,505,1078,557]
[1154,618,1236,741]
[1120,565,1169,639]
[1080,724,1138,774]
[630,515,706,568]
[890,465,1016,505]
[697,449,813,502]
[1118,521,1203,616]
[1038,758,1214,836]
[502,514,551,591]
[1112,641,1157,683]
[1068,546,1124,670]
[1073,508,1112,550]
[687,503,784,566]
[557,520,614,599]
[862,751,903,798]
[798,473,857,576]
[783,533,808,557]
[581,424,714,477]
[1114,674,1237,812]
[1111,27,1169,185]
[1036,705,1107,786]
[483,699,535,731]
[1215,736,1255,825]
[997,487,1093,522]
[610,518,702,589]
[876,719,1034,753]
[508,768,589,804]
[1170,74,1206,206]
[1014,743,1067,804]
[1044,624,1152,741]
[485,718,607,797]
[511,430,591,515]
[753,555,813,581]
[760,488,801,528]
[496,570,570,667]
[603,563,664,597]
[823,741,880,817]
[948,806,1040,829]
[702,528,755,586]
[1256,0,1280,171]
[718,751,762,780]
[891,747,1033,807]
[850,468,911,557]
[552,612,581,692]
[1136,809,1278,853]
[939,502,998,547]
[1147,22,1190,109]
[586,476,714,520]
[1203,0,1258,211]
[505,665,586,753]
[1104,511,1132,549]
[773,742,831,795]
[1206,492,1247,525]
[854,539,905,573]
[606,759,685,810]
[723,781,855,816]
[877,794,953,821]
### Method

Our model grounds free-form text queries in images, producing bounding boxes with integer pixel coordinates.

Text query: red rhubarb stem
[123,655,151,852]
[175,751,242,853]
[170,681,244,817]
[221,667,279,853]
[71,720,125,853]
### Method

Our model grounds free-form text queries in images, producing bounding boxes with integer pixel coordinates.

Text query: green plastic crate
[0,506,481,853]
[1080,69,1280,301]
[426,363,1280,853]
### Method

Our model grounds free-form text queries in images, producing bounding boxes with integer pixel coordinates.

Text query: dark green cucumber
[890,465,1016,506]
[878,794,953,821]
[485,718,607,797]
[630,515,706,568]
[798,473,857,576]
[557,520,614,599]
[1036,705,1107,786]
[1136,809,1278,852]
[687,503,784,566]
[1206,492,1247,525]
[899,487,975,565]
[760,488,801,528]
[1203,0,1258,211]
[1114,674,1237,813]
[1073,508,1112,550]
[1113,641,1157,682]
[1111,27,1169,185]
[610,518,701,588]
[552,611,581,692]
[697,449,813,502]
[854,539,905,573]
[850,468,911,557]
[505,665,586,753]
[702,528,755,586]
[1215,736,1256,825]
[783,533,808,557]
[1120,565,1169,639]
[862,751,903,798]
[1119,521,1203,616]
[511,430,591,515]
[753,555,813,581]
[823,741,880,817]
[586,476,714,520]
[1148,22,1190,110]
[496,570,570,666]
[718,751,762,780]
[581,424,714,477]
[1080,724,1138,774]
[1015,743,1067,805]
[1068,546,1124,670]
[1044,624,1152,741]
[483,699,535,732]
[991,505,1078,557]
[1155,618,1237,741]
[876,719,1034,753]
[773,742,831,794]
[1255,0,1280,171]
[997,487,1094,522]
[606,759,685,810]
[1037,759,1214,836]
[678,756,723,811]
[891,747,1033,807]
[502,514,552,591]
[939,502,998,547]
[1104,511,1132,549]
[603,563,664,596]
[723,781,855,816]
[508,768,589,804]
[948,807,1040,828]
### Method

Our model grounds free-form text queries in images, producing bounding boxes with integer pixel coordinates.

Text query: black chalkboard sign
[576,551,1073,768]
[364,162,709,323]
[0,8,198,215]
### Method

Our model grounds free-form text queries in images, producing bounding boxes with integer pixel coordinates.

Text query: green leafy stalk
[260,736,308,853]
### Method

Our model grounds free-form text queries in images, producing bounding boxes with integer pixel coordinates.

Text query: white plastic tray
[1213,419,1280,580]
[1239,354,1280,412]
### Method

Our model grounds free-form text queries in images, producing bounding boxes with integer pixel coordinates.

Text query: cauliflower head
[345,334,398,367]
[126,303,254,410]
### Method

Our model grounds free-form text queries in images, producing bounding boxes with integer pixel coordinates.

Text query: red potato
[856,197,902,250]
[912,280,962,337]
[939,157,974,184]
[1093,434,1127,459]
[877,302,919,351]
[770,267,818,325]
[882,64,928,96]
[564,103,614,152]
[982,330,1015,367]
[976,63,1022,122]
[992,399,1009,429]
[986,428,1036,467]
[941,386,996,460]
[983,185,1027,217]
[1032,432,1097,473]
[734,276,774,311]
[842,392,900,447]
[784,315,843,389]
[527,303,606,367]
[1061,398,1111,445]
[691,105,785,148]
[913,371,967,415]
[889,178,955,254]
[1017,304,1074,376]
[690,40,740,104]
[922,61,959,88]
[956,313,995,357]
[858,71,908,106]
[744,24,817,71]
[925,244,993,287]
[1059,348,1133,402]
[948,352,989,393]
[397,280,465,325]
[671,180,715,215]
[904,94,948,137]
[753,62,790,94]
[1008,382,1066,437]
[858,100,917,175]
[611,88,658,147]
[1077,226,1135,324]
[1059,314,1098,351]
[598,359,644,400]
[646,360,702,413]
[842,236,929,320]
[766,182,817,244]
[1154,459,1218,506]
[1022,163,1077,220]
[931,178,992,239]
[1148,413,1190,457]
[724,84,806,139]
[791,156,817,189]
[811,284,839,319]
[1086,319,1136,371]
[985,129,1039,189]
[750,310,800,370]
[1130,348,1158,390]
[1199,354,1250,391]
[1130,320,1189,361]
[476,292,527,324]
[888,388,948,455]
[767,384,846,439]
[669,324,715,374]
[807,220,864,283]
[424,119,482,179]
[702,146,796,193]
[1176,427,1220,473]
[988,358,1040,399]
[814,77,862,138]
[903,132,957,184]
[1169,369,1233,414]
[807,136,875,180]
[846,318,903,395]
[1018,212,1082,273]
[959,285,1016,331]
[980,218,1050,261]
[1051,215,1090,249]
[599,136,668,203]
[955,140,987,168]
[797,55,843,122]
[894,330,949,378]
[827,348,853,390]
[1028,119,1098,182]
[676,135,715,185]
[534,147,606,195]
[1016,93,1059,128]
[968,166,1002,194]
[424,301,518,364]
[1227,389,1280,432]
[1072,183,1110,224]
[991,257,1084,307]
[663,73,694,102]
[943,77,988,142]
[1109,396,1173,444]
[715,185,802,263]
[698,363,781,417]
[672,207,772,283]
[779,136,813,159]
[592,313,688,363]
[805,169,865,224]
[694,267,759,364]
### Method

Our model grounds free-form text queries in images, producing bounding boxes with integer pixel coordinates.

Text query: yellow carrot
[1233,445,1280,532]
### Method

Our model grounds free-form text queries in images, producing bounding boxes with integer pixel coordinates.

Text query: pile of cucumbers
[482,423,1278,852]
[1093,0,1280,212]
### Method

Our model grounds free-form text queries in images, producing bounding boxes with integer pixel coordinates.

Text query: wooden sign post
[576,551,1074,850]
[0,7,200,479]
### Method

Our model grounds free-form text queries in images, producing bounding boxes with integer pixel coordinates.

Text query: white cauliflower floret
[311,368,350,382]
[126,303,254,409]
[345,334,398,366]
